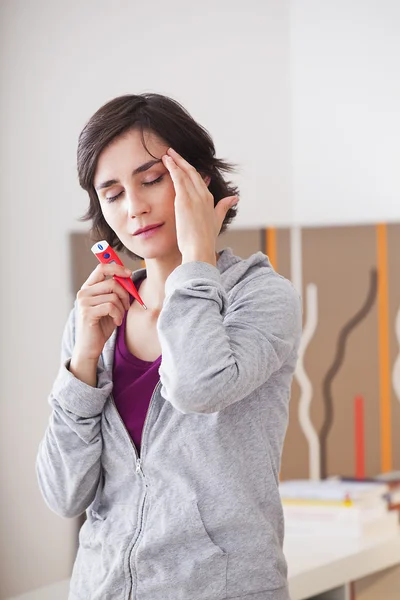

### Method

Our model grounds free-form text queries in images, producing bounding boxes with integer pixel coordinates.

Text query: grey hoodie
[36,247,302,600]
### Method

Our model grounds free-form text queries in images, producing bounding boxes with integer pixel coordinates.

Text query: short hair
[77,93,240,260]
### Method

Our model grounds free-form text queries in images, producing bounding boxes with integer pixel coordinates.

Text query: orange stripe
[266,228,277,270]
[376,223,391,472]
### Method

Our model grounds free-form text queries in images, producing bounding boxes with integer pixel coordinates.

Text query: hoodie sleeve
[157,261,302,415]
[35,301,113,518]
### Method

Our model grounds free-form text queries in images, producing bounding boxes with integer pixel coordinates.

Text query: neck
[139,250,220,313]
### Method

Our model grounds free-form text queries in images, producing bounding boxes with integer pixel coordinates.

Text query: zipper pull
[136,458,143,476]
[136,458,148,488]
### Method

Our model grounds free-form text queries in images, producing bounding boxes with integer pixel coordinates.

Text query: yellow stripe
[376,223,392,472]
[282,498,354,507]
[266,228,277,270]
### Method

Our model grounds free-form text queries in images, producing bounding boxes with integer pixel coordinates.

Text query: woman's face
[93,128,179,260]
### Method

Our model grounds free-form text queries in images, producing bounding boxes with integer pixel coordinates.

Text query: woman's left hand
[162,148,238,265]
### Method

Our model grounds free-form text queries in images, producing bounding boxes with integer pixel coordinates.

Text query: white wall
[3,0,399,596]
[0,0,292,596]
[291,0,400,226]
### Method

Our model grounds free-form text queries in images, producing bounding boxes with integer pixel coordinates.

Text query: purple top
[112,278,161,455]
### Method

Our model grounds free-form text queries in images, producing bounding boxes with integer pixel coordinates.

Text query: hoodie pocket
[135,496,228,600]
[71,504,133,598]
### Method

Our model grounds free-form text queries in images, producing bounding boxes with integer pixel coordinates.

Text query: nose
[124,189,150,219]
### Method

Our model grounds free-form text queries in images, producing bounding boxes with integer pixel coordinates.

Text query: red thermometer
[91,240,147,310]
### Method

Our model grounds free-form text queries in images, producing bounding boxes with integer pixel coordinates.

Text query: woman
[36,93,302,600]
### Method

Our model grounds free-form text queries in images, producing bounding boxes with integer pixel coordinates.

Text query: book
[374,471,400,484]
[283,501,388,525]
[279,479,389,507]
[338,474,400,510]
[284,510,399,539]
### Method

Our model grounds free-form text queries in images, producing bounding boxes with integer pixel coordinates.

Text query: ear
[202,174,211,187]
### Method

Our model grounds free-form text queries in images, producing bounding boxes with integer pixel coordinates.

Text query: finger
[214,195,239,233]
[83,263,132,287]
[79,279,130,311]
[166,148,209,198]
[86,302,125,327]
[96,281,131,311]
[78,291,126,325]
[162,154,198,199]
[86,292,127,317]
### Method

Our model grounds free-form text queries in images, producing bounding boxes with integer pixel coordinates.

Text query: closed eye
[105,191,123,203]
[143,175,164,187]
[105,175,164,203]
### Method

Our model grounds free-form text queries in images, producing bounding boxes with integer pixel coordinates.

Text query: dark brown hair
[77,93,240,259]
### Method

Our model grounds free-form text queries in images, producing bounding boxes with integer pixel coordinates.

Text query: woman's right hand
[73,263,132,362]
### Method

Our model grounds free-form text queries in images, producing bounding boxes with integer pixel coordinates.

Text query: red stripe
[350,581,356,600]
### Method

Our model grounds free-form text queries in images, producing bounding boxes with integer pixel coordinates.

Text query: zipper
[123,380,161,600]
[130,482,149,600]
[101,345,161,599]
[107,390,143,599]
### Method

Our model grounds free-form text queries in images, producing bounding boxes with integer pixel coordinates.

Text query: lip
[133,223,164,237]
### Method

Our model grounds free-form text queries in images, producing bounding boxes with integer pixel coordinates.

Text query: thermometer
[91,240,147,310]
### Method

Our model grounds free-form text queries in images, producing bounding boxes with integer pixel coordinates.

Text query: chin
[141,249,176,261]
[131,242,180,262]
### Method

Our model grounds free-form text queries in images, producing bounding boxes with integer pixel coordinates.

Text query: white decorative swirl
[295,284,320,480]
[290,226,320,479]
[392,307,400,403]
[290,226,303,297]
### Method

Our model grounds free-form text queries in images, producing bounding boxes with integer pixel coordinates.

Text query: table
[285,531,400,599]
[9,532,400,600]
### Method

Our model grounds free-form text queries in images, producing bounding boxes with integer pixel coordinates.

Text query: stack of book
[372,471,400,511]
[337,472,400,512]
[280,479,399,539]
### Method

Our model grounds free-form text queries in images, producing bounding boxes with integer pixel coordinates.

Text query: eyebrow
[95,159,162,191]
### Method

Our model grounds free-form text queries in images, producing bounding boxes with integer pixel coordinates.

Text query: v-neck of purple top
[112,277,162,456]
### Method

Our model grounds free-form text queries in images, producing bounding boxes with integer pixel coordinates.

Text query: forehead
[94,129,167,183]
